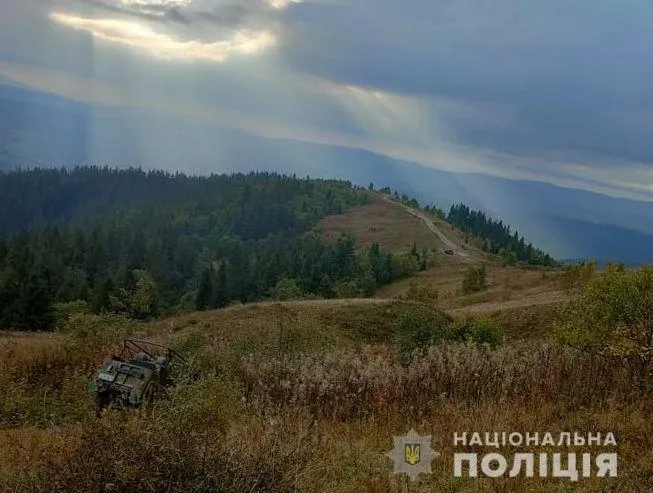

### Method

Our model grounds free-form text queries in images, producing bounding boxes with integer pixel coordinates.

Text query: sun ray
[49,12,275,62]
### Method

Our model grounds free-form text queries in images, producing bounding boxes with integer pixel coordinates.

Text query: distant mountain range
[1,82,652,264]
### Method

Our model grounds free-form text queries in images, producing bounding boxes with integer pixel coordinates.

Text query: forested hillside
[0,168,429,330]
[447,203,557,266]
[0,167,357,232]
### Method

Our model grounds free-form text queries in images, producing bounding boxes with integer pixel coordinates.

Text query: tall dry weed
[237,342,635,420]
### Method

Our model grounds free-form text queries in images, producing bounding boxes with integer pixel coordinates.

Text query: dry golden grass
[1,296,652,492]
[476,304,563,340]
[375,263,567,341]
[378,264,564,303]
[315,197,443,252]
[237,342,635,419]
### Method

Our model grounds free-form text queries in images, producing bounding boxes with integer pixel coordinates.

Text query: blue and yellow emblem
[387,428,440,481]
[404,443,421,465]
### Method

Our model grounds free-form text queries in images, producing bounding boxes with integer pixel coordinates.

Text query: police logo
[386,429,440,481]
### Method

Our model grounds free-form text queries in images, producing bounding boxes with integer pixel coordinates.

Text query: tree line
[447,203,557,266]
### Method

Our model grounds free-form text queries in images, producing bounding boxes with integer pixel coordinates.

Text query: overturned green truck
[90,339,184,415]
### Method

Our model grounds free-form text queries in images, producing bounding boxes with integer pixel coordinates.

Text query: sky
[1,0,653,201]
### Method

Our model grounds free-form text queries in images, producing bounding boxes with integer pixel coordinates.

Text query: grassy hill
[316,192,567,337]
[2,286,651,491]
[1,171,651,491]
[316,195,445,252]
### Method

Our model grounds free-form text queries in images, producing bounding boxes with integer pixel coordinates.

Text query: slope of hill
[315,192,566,335]
[0,83,91,170]
[0,169,366,326]
[316,195,445,252]
[531,216,653,265]
[2,266,650,491]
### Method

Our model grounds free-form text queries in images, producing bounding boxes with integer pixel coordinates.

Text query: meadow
[1,270,652,492]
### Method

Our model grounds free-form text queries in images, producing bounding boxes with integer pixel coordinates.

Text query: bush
[107,269,159,320]
[271,278,303,301]
[555,264,653,386]
[333,280,360,298]
[500,249,518,266]
[461,264,487,294]
[18,401,302,493]
[394,304,505,360]
[447,316,504,349]
[52,300,91,330]
[61,313,141,353]
[396,303,453,360]
[402,280,438,303]
[396,251,421,275]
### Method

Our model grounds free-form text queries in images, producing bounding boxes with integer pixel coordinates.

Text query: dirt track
[381,196,477,260]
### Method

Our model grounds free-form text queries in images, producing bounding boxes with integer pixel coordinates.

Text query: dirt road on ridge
[381,196,476,260]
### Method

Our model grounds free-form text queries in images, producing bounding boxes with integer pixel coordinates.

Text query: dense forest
[447,203,557,266]
[0,167,428,330]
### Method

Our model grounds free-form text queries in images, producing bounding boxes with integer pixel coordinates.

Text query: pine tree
[212,262,229,308]
[196,267,213,310]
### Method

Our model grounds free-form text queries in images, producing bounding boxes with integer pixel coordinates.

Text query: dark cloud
[69,0,190,24]
[278,0,653,164]
[197,4,251,27]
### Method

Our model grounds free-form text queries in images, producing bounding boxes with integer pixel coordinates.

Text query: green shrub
[500,249,518,266]
[52,300,91,330]
[461,264,487,294]
[173,327,208,355]
[108,269,159,320]
[447,316,504,349]
[396,303,453,361]
[555,264,653,386]
[271,278,303,301]
[402,280,438,303]
[333,280,360,298]
[61,313,140,351]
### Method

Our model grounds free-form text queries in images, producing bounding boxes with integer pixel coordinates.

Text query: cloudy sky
[1,0,653,200]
